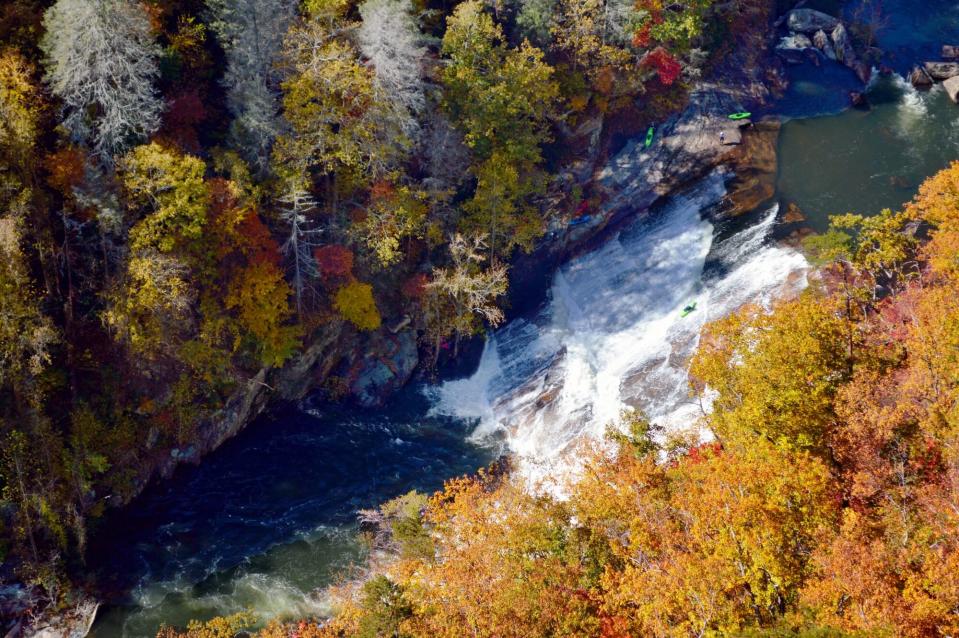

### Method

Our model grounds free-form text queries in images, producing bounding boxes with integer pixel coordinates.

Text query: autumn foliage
[643,47,683,86]
[235,163,959,638]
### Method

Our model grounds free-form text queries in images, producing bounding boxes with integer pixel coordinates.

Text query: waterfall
[430,172,809,484]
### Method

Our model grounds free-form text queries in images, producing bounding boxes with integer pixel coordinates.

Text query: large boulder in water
[787,8,840,34]
[910,65,934,87]
[924,61,959,80]
[944,76,959,104]
[944,45,959,60]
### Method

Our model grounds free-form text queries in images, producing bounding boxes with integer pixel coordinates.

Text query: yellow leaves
[334,281,381,331]
[224,261,300,366]
[908,162,959,281]
[121,143,210,253]
[690,294,853,454]
[0,49,41,163]
[357,182,427,267]
[576,439,835,636]
[104,248,195,357]
[158,611,257,638]
[0,214,58,388]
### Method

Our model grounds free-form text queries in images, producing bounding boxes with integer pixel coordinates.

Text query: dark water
[87,3,959,637]
[87,391,494,638]
[774,0,959,230]
[777,75,959,230]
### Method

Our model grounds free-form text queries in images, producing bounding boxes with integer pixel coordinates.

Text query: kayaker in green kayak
[728,112,751,120]
[681,302,697,317]
[645,126,654,148]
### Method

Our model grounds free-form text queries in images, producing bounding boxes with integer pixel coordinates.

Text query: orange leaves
[44,146,86,196]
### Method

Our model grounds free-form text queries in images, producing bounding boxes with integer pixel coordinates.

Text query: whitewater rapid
[430,171,809,483]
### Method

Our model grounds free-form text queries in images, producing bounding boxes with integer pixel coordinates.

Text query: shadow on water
[86,389,495,638]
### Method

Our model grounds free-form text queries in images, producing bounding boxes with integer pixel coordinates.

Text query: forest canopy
[0,0,733,602]
[240,161,959,638]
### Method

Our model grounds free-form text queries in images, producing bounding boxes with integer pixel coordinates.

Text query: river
[88,4,959,636]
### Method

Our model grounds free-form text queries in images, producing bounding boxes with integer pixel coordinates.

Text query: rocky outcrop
[944,76,959,104]
[812,30,835,59]
[596,90,745,219]
[910,65,934,87]
[1,588,99,638]
[924,61,959,81]
[775,8,871,84]
[776,33,814,62]
[944,45,959,60]
[723,120,781,215]
[787,8,840,34]
[348,330,419,408]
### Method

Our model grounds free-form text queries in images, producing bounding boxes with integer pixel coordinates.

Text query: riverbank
[12,3,891,637]
[82,0,791,544]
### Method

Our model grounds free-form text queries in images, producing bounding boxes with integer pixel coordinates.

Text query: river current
[89,4,959,636]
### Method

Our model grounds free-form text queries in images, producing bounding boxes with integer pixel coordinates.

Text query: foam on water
[430,172,809,483]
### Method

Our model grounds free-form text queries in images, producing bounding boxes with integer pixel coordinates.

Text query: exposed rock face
[924,61,959,80]
[124,321,349,493]
[597,89,746,218]
[723,120,781,216]
[20,599,98,638]
[776,8,870,85]
[787,8,840,34]
[349,330,419,408]
[831,24,853,63]
[776,33,814,62]
[944,76,959,103]
[812,29,835,59]
[944,45,959,60]
[911,65,934,87]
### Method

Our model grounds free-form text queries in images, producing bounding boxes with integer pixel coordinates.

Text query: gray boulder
[943,45,959,59]
[924,61,959,80]
[944,76,959,104]
[787,8,840,34]
[910,65,934,87]
[831,24,855,64]
[812,29,836,59]
[775,33,814,62]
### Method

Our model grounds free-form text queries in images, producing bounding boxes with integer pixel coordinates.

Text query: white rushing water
[430,172,809,484]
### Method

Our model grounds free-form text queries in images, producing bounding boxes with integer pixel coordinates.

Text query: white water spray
[430,172,809,483]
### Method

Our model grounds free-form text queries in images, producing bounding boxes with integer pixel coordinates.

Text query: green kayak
[681,302,697,318]
[645,126,655,148]
[728,112,752,120]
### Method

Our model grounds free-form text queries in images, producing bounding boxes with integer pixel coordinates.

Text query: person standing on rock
[719,131,726,144]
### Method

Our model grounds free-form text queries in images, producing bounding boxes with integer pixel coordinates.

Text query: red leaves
[160,89,206,153]
[684,441,723,465]
[402,273,429,299]
[314,244,354,281]
[643,47,682,86]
